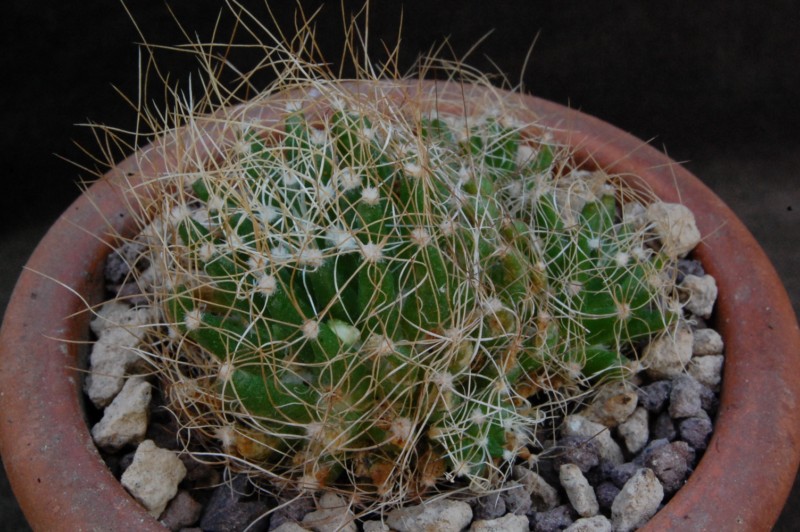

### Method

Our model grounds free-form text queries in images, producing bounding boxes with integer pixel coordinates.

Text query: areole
[1,80,798,531]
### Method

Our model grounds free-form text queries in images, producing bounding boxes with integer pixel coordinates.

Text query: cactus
[128,82,679,503]
[104,4,684,511]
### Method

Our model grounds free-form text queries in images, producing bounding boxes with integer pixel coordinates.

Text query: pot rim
[2,79,798,531]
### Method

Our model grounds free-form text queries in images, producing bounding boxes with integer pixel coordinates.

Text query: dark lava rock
[652,411,677,441]
[501,481,532,515]
[200,476,270,532]
[531,504,576,532]
[552,436,601,473]
[608,462,644,489]
[643,441,694,494]
[637,381,672,413]
[679,415,714,450]
[474,491,506,520]
[595,481,621,510]
[160,490,203,531]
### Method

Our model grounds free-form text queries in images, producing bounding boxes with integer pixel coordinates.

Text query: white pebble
[386,499,472,532]
[692,328,724,356]
[618,407,650,454]
[561,415,624,466]
[643,326,694,379]
[646,202,701,258]
[560,464,599,517]
[301,492,356,532]
[91,377,151,451]
[689,354,725,388]
[85,305,156,407]
[611,468,664,532]
[469,512,529,532]
[564,515,613,532]
[121,440,187,518]
[679,274,718,318]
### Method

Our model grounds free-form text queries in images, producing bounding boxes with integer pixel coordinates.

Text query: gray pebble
[160,490,203,531]
[608,463,643,489]
[636,381,671,413]
[532,504,575,532]
[643,441,693,494]
[552,436,601,473]
[699,384,719,413]
[669,375,703,419]
[200,476,270,532]
[652,411,677,441]
[594,481,620,510]
[679,414,713,450]
[502,481,533,515]
[474,491,506,520]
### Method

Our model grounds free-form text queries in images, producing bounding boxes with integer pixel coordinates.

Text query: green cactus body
[146,88,679,498]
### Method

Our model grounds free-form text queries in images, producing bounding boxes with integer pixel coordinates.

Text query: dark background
[1,1,798,529]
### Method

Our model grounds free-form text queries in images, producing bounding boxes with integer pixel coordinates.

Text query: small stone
[561,415,624,466]
[469,513,529,532]
[474,492,505,520]
[610,468,664,532]
[501,481,532,515]
[91,377,151,451]
[552,436,600,473]
[85,305,156,407]
[200,475,270,532]
[120,440,187,518]
[679,274,718,319]
[594,482,620,510]
[89,301,133,335]
[645,201,701,258]
[532,505,575,532]
[689,354,724,388]
[679,413,714,450]
[159,490,202,531]
[386,499,472,532]
[636,381,672,413]
[677,258,705,279]
[513,466,561,511]
[692,328,724,356]
[559,464,599,518]
[584,382,638,428]
[618,407,649,454]
[643,326,694,379]
[699,384,719,413]
[669,375,704,418]
[564,515,613,532]
[607,463,643,489]
[643,441,693,493]
[652,411,677,441]
[361,521,389,532]
[301,492,356,532]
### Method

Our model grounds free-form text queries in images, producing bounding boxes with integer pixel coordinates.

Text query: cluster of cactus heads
[125,78,680,505]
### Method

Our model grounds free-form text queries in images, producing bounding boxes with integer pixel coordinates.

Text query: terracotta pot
[2,81,798,531]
